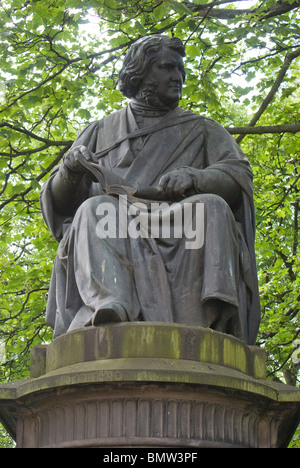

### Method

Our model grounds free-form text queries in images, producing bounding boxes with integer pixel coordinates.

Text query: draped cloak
[40,104,261,344]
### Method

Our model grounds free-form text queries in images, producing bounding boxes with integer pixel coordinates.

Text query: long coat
[40,104,260,344]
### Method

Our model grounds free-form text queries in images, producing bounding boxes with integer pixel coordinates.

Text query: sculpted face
[135,48,185,109]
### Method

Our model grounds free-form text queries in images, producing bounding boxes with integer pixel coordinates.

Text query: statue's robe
[40,104,260,344]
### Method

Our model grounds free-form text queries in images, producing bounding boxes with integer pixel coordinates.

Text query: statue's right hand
[62,145,98,173]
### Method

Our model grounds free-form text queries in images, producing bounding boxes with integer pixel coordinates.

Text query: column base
[0,323,299,448]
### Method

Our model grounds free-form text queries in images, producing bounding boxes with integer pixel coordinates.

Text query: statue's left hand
[157,168,196,198]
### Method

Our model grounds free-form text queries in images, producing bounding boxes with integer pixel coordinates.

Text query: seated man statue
[40,35,260,345]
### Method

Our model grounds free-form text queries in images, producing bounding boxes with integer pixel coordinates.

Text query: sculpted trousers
[46,193,245,339]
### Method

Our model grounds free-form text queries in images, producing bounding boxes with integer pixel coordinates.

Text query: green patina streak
[121,325,181,359]
[198,331,222,365]
[253,352,266,379]
[223,337,247,373]
[46,332,85,373]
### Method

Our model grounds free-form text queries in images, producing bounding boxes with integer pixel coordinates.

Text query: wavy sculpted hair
[118,35,186,99]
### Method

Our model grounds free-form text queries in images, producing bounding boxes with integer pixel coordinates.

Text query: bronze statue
[40,35,260,344]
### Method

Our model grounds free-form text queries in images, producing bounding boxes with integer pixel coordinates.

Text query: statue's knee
[75,195,117,221]
[200,193,230,210]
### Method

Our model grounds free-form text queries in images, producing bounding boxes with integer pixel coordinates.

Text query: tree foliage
[0,0,299,447]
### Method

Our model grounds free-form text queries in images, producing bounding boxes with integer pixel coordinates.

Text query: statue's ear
[129,76,141,91]
[123,77,142,99]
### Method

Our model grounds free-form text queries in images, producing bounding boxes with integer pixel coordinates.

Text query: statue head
[118,35,186,108]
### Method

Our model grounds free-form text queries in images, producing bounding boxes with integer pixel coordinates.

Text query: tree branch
[0,41,132,113]
[0,122,72,145]
[227,123,300,135]
[0,144,71,211]
[236,48,300,143]
[186,0,300,20]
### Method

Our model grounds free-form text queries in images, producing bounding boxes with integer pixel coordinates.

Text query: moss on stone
[121,324,181,359]
[46,330,85,373]
[253,352,266,379]
[223,337,247,374]
[198,330,222,365]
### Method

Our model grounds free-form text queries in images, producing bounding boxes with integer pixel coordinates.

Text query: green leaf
[171,1,192,16]
[1,0,300,450]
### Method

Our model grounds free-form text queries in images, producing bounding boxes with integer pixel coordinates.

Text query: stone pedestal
[0,323,300,448]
